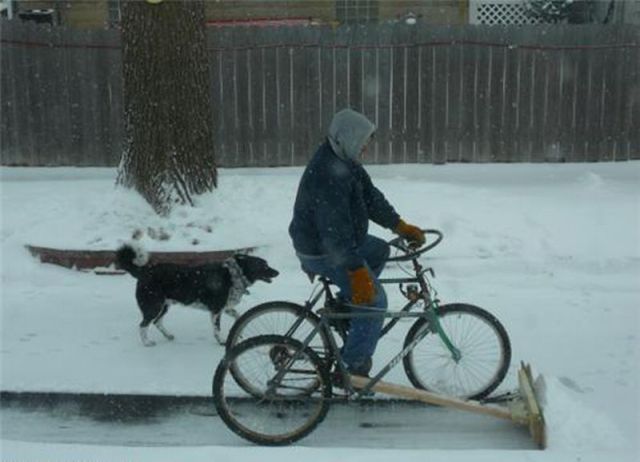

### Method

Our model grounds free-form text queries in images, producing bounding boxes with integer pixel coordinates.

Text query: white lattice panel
[470,0,546,25]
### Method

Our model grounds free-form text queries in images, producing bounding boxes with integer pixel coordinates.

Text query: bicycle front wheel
[213,335,331,445]
[403,303,511,400]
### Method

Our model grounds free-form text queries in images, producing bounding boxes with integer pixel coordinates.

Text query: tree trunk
[117,0,217,216]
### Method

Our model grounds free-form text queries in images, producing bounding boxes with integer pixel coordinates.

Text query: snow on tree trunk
[117,0,217,216]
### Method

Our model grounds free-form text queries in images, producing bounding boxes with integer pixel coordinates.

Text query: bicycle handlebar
[386,229,443,262]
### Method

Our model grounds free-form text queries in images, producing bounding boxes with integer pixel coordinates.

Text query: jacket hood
[327,109,375,162]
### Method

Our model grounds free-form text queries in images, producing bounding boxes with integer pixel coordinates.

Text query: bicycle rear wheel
[227,302,336,397]
[403,303,511,400]
[213,335,331,445]
[226,301,331,355]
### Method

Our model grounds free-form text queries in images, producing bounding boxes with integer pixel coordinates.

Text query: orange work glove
[348,267,376,305]
[394,219,426,247]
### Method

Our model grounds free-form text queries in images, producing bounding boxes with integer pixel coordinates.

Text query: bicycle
[225,231,446,360]
[226,230,510,399]
[213,230,513,445]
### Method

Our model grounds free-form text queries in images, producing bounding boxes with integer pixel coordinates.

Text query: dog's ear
[231,254,255,284]
[232,254,248,269]
[233,253,264,267]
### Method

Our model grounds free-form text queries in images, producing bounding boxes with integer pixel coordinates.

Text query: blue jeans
[297,235,389,373]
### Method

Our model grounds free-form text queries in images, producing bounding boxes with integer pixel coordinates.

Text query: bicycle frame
[267,258,463,401]
[263,231,466,399]
[291,253,461,358]
[266,306,455,402]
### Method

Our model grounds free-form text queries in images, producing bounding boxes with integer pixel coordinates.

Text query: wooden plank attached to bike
[351,361,547,450]
[350,376,512,420]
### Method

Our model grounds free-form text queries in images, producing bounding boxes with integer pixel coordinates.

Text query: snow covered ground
[1,162,639,461]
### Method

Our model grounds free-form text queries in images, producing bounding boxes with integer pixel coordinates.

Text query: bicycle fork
[424,303,462,363]
[415,265,462,363]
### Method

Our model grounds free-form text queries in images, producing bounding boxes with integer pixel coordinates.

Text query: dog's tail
[115,243,148,278]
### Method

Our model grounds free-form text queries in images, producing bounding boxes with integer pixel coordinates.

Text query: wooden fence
[1,20,639,167]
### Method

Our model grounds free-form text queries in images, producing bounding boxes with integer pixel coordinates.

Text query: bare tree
[117,0,217,215]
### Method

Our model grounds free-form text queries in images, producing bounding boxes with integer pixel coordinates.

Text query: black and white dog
[115,244,279,346]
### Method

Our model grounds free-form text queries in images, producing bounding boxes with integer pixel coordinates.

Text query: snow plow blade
[514,362,547,449]
[350,362,546,449]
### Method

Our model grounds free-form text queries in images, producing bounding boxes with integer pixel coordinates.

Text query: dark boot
[331,358,373,392]
[348,357,372,376]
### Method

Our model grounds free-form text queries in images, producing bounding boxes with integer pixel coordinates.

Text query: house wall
[204,1,334,22]
[60,1,109,29]
[16,1,639,28]
[379,0,468,24]
[14,0,468,29]
[17,0,109,28]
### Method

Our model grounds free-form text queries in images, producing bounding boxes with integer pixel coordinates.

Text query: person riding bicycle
[288,108,425,377]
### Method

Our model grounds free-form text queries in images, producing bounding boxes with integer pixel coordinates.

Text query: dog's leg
[137,288,164,347]
[139,310,157,347]
[153,304,174,341]
[212,312,225,345]
[224,306,241,320]
[212,306,241,346]
[139,301,170,347]
[154,318,175,341]
[139,325,155,347]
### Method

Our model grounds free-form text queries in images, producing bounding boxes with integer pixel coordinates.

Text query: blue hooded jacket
[289,109,400,271]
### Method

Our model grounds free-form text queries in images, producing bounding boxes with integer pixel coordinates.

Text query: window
[336,0,379,24]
